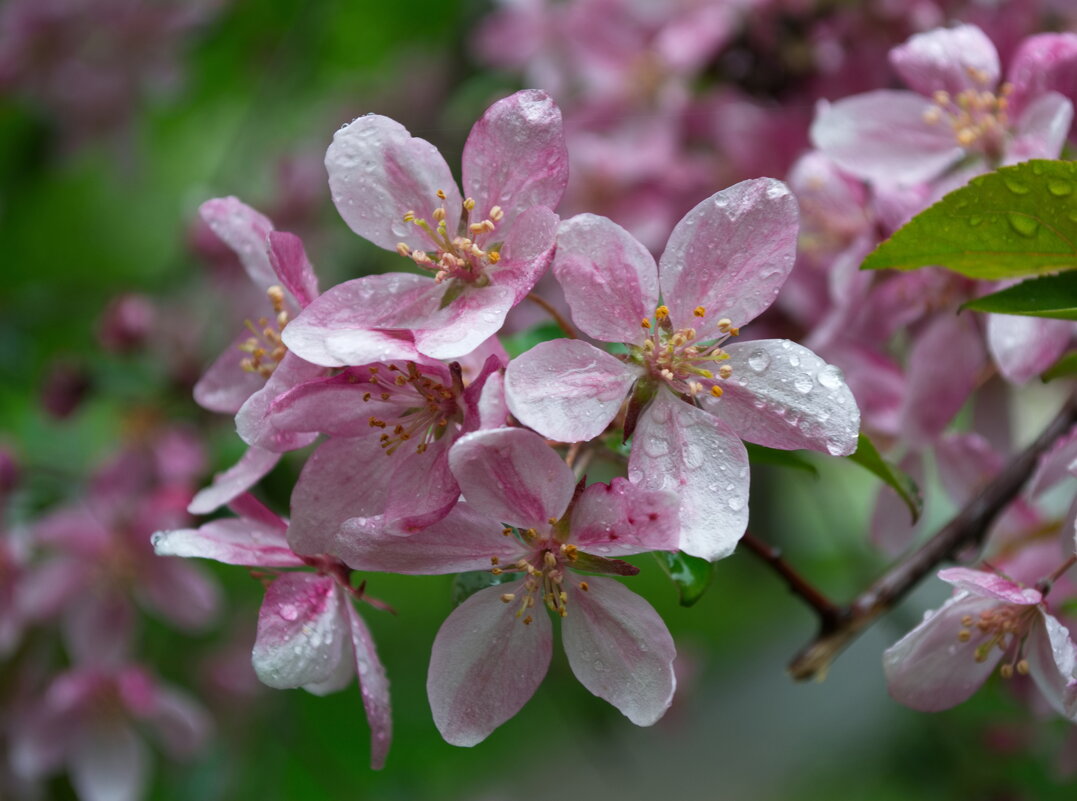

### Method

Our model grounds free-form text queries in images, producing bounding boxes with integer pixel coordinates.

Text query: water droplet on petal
[817,365,842,389]
[727,496,745,512]
[747,350,770,373]
[279,604,299,622]
[794,374,813,394]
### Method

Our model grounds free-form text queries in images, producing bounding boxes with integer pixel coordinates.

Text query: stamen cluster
[397,191,504,285]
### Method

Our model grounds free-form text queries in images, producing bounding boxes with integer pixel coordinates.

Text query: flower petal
[658,178,798,330]
[340,502,522,574]
[505,339,638,442]
[252,573,349,689]
[346,603,393,769]
[449,427,576,529]
[810,92,965,185]
[571,477,679,556]
[937,567,1041,605]
[151,518,303,568]
[139,558,220,631]
[1005,32,1077,120]
[1006,91,1074,163]
[193,333,267,414]
[326,114,461,252]
[552,213,658,343]
[628,389,749,561]
[268,231,319,308]
[235,352,323,452]
[710,339,859,456]
[487,204,559,305]
[412,282,518,361]
[187,446,281,516]
[199,197,276,289]
[1026,610,1077,720]
[427,582,552,746]
[562,575,676,726]
[70,720,148,801]
[889,25,1000,98]
[883,592,1002,711]
[462,89,568,229]
[987,312,1074,386]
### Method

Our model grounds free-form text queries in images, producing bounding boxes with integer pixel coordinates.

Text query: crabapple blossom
[505,178,860,560]
[884,567,1077,718]
[281,89,567,363]
[345,427,679,746]
[152,493,392,769]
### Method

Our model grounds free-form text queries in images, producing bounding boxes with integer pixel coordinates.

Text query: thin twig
[741,532,841,627]
[787,392,1077,682]
[526,293,577,339]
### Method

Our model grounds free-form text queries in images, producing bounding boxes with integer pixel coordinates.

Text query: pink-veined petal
[381,434,460,533]
[810,92,965,185]
[450,428,576,529]
[883,592,1002,711]
[709,339,859,456]
[326,114,461,253]
[235,352,323,452]
[346,604,392,769]
[411,282,518,361]
[937,567,1042,605]
[70,720,148,801]
[1006,32,1077,120]
[187,446,280,516]
[280,275,427,367]
[562,575,676,726]
[552,213,658,343]
[1006,91,1074,164]
[505,339,638,443]
[427,582,552,747]
[252,573,350,689]
[889,24,1000,98]
[151,518,303,568]
[462,89,568,229]
[199,197,276,289]
[462,353,508,433]
[571,477,679,556]
[267,231,319,308]
[340,502,523,574]
[286,437,393,558]
[628,389,749,561]
[658,178,798,330]
[1026,610,1077,721]
[987,313,1074,386]
[193,333,267,414]
[486,205,559,305]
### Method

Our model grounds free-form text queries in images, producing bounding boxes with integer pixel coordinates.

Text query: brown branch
[741,532,841,628]
[787,392,1077,682]
[526,293,577,339]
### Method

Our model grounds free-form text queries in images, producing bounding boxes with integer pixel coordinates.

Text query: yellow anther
[693,306,706,317]
[1016,659,1030,675]
[710,385,724,398]
[718,364,733,379]
[396,242,411,257]
[1000,663,1014,679]
[548,517,558,525]
[403,211,416,223]
[433,207,446,222]
[579,581,589,592]
[641,318,652,329]
[267,285,286,310]
[502,527,513,537]
[436,189,446,200]
[523,615,533,625]
[491,567,503,575]
[923,107,941,124]
[933,90,950,106]
[562,544,578,561]
[500,593,516,603]
[655,305,669,320]
[488,251,500,264]
[717,317,732,330]
[490,556,500,565]
[463,197,476,211]
[957,629,971,642]
[489,205,504,222]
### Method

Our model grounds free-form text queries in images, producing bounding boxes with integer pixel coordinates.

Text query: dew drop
[1004,177,1030,195]
[1048,180,1073,197]
[279,604,299,622]
[817,364,842,389]
[1007,213,1038,238]
[794,374,813,394]
[727,496,745,512]
[788,353,800,367]
[967,215,983,227]
[747,350,771,373]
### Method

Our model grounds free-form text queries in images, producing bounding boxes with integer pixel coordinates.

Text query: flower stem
[526,293,577,339]
[740,532,840,628]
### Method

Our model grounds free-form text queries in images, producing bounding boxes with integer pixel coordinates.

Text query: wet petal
[187,446,280,516]
[268,231,319,308]
[427,583,552,746]
[487,205,560,305]
[1005,32,1077,120]
[199,197,276,289]
[571,477,679,556]
[1026,610,1077,720]
[70,720,148,801]
[1006,91,1074,163]
[710,339,859,456]
[658,178,798,330]
[562,576,676,726]
[449,428,576,529]
[937,567,1041,605]
[193,333,267,414]
[235,352,323,452]
[889,24,1000,98]
[346,604,393,769]
[810,92,965,185]
[987,312,1074,386]
[326,114,460,252]
[151,518,303,568]
[628,389,749,561]
[552,213,658,343]
[412,282,518,361]
[505,339,638,442]
[253,574,350,689]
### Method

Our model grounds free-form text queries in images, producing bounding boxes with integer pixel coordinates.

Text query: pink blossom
[505,179,860,560]
[151,494,392,768]
[812,24,1076,186]
[347,427,679,746]
[281,90,567,363]
[884,567,1077,718]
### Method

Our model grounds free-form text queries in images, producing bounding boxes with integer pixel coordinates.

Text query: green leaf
[451,570,513,607]
[745,443,819,477]
[501,321,565,359]
[862,160,1077,279]
[960,271,1077,320]
[1042,350,1077,382]
[846,433,923,523]
[653,551,714,607]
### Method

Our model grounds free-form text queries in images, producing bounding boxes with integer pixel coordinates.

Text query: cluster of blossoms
[150,86,866,766]
[149,13,1077,775]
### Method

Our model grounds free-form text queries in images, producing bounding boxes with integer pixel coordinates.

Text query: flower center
[922,72,1013,162]
[396,191,504,286]
[238,285,290,378]
[363,362,459,455]
[955,603,1039,678]
[632,305,737,398]
[493,534,582,624]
